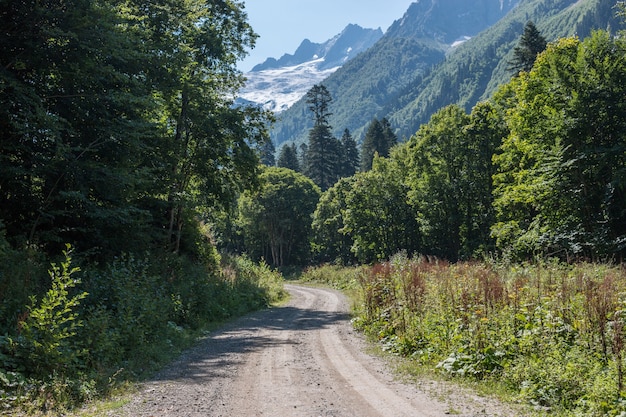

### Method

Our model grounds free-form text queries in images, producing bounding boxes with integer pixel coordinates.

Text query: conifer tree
[259,139,276,166]
[509,21,547,74]
[299,143,309,168]
[381,118,398,152]
[340,129,360,177]
[306,84,333,126]
[361,118,393,171]
[277,143,301,172]
[303,85,342,190]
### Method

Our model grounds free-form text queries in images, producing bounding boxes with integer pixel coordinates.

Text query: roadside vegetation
[301,258,626,416]
[0,242,284,415]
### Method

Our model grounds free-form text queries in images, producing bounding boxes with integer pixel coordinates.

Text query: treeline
[228,25,626,267]
[224,84,400,267]
[0,0,285,411]
[1,0,271,257]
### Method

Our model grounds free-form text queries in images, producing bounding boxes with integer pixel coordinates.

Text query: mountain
[253,24,383,72]
[269,0,620,147]
[237,24,382,113]
[269,0,518,145]
[386,0,621,139]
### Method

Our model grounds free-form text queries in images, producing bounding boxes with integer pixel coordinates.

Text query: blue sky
[238,0,416,71]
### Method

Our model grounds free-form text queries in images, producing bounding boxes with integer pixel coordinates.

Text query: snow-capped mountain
[237,24,382,113]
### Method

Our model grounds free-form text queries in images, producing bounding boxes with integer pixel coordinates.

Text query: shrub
[15,245,87,379]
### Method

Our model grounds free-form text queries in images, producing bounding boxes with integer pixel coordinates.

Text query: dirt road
[113,284,515,417]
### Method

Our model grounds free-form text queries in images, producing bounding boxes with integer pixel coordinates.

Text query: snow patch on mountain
[451,35,472,48]
[238,59,340,113]
[236,24,382,113]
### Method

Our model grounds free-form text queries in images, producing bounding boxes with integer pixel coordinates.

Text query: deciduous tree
[237,167,320,266]
[493,32,626,259]
[343,158,419,263]
[311,177,357,264]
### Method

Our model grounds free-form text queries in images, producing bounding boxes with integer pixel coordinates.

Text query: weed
[309,257,626,415]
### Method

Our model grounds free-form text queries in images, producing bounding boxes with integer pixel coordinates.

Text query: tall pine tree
[277,143,301,172]
[509,21,547,74]
[360,118,396,171]
[340,129,360,177]
[380,118,398,151]
[259,139,276,166]
[303,85,342,190]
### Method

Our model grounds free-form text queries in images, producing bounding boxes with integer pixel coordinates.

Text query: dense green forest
[2,0,626,414]
[238,23,625,266]
[0,0,284,412]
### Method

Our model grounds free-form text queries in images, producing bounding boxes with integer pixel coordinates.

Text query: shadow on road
[148,288,349,384]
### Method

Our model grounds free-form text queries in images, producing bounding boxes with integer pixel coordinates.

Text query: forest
[1,0,626,415]
[238,24,626,268]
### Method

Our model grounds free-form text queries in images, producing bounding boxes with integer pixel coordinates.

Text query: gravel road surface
[111,284,517,417]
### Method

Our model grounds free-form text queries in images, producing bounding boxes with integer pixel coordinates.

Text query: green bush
[15,245,87,379]
[221,255,287,310]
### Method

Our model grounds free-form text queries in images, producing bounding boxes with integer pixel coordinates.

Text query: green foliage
[1,248,286,413]
[15,246,87,379]
[304,123,342,191]
[298,263,365,291]
[332,257,626,415]
[339,129,360,178]
[342,158,420,263]
[400,103,500,260]
[237,167,321,267]
[306,84,333,126]
[508,21,547,74]
[311,177,358,265]
[259,139,276,167]
[360,118,397,172]
[277,143,301,172]
[492,32,626,260]
[0,0,270,257]
[221,255,287,308]
[303,85,343,191]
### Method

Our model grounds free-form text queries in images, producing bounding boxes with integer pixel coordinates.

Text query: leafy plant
[16,245,87,379]
[314,257,626,415]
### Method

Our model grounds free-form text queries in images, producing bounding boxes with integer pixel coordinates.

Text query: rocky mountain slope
[237,24,382,113]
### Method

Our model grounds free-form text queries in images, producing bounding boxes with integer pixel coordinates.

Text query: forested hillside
[389,0,621,138]
[270,0,621,145]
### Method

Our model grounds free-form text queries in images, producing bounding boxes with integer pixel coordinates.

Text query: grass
[299,257,626,416]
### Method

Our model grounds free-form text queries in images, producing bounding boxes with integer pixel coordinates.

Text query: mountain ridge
[268,0,520,146]
[237,24,382,112]
[252,24,383,72]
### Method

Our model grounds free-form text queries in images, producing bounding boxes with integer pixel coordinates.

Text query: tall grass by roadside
[304,255,626,416]
[0,248,285,415]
